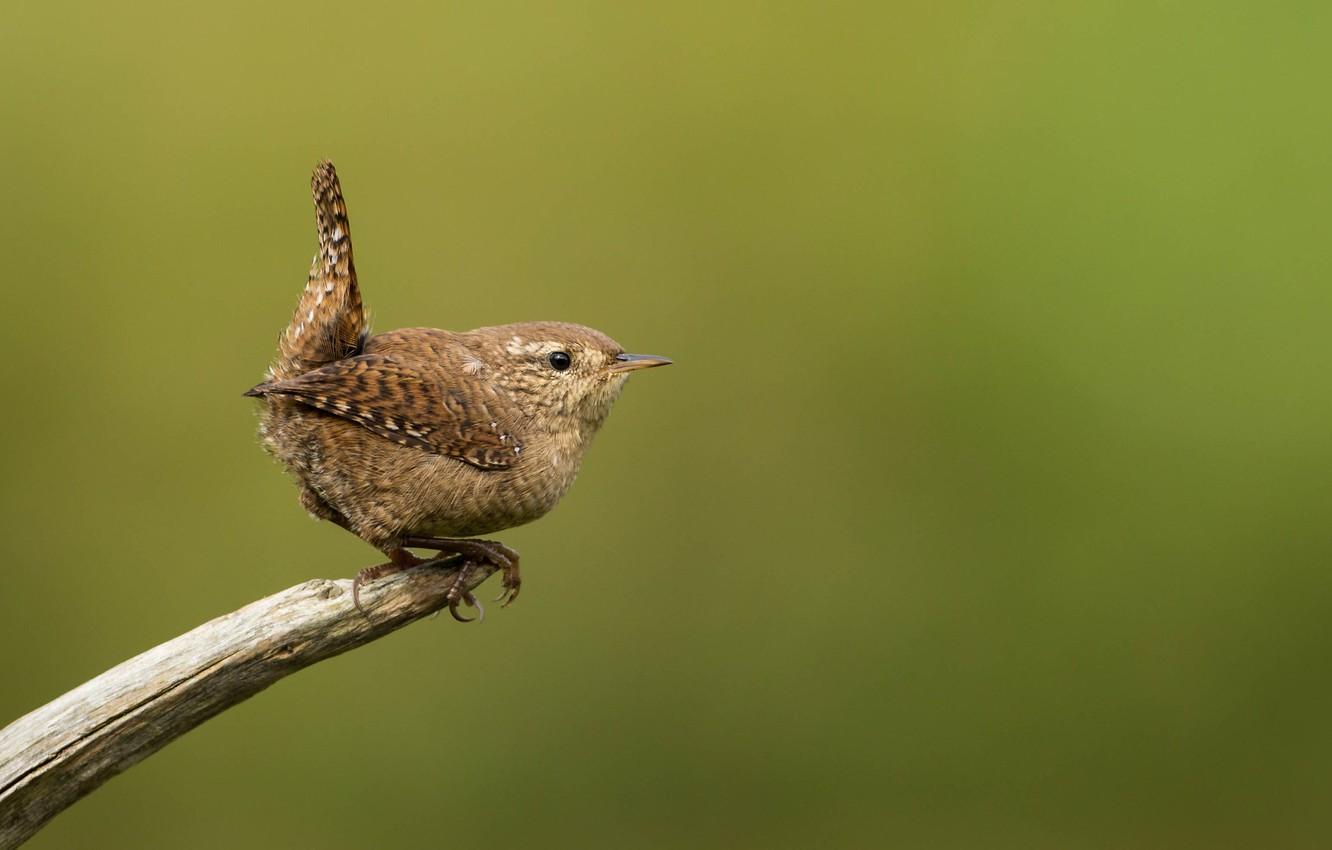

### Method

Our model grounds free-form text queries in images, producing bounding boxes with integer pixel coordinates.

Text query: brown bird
[246,161,670,620]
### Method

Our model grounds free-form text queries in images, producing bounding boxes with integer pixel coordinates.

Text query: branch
[0,558,496,849]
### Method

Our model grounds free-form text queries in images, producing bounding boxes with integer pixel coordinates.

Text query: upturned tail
[269,160,367,382]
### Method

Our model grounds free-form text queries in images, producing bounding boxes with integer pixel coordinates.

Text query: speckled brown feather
[271,160,366,382]
[249,353,522,469]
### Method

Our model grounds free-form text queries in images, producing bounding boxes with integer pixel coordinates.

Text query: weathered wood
[0,558,495,848]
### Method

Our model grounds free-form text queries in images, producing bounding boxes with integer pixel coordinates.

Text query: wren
[246,161,670,620]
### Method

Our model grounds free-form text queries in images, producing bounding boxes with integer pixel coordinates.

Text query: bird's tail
[269,160,367,382]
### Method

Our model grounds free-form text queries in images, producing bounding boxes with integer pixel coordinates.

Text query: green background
[3,1,1331,847]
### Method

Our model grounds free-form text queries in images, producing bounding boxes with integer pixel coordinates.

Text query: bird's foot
[444,561,484,623]
[353,547,487,622]
[401,536,522,609]
[481,540,521,607]
[351,548,424,614]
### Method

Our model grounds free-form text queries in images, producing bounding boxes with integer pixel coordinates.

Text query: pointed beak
[611,353,673,373]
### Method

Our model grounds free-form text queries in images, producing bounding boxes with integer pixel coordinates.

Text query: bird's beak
[611,353,673,373]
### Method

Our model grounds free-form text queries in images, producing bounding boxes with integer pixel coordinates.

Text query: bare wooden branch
[0,559,496,849]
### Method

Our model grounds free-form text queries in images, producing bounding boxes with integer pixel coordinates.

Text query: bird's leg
[400,536,522,608]
[351,547,425,614]
[305,489,423,616]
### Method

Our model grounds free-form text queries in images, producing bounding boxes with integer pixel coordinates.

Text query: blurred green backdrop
[3,1,1331,847]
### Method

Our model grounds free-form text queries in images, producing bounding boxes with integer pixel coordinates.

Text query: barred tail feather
[270,160,367,382]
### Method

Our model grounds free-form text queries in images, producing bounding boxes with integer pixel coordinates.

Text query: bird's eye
[548,351,572,371]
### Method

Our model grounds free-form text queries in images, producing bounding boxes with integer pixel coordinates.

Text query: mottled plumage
[247,161,669,619]
[252,352,521,466]
[273,160,366,382]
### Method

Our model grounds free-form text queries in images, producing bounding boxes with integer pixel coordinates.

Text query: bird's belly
[409,499,553,539]
[285,414,581,545]
[415,511,535,538]
[401,455,575,539]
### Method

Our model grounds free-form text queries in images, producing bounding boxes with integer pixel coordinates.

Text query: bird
[245,161,670,621]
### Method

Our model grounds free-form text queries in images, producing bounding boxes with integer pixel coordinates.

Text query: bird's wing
[246,355,522,469]
[272,160,368,382]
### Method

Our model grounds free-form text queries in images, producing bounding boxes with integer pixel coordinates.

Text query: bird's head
[473,321,671,435]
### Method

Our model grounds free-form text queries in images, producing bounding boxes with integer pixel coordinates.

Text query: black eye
[548,351,572,371]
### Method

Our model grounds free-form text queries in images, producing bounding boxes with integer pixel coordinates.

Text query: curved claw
[448,591,484,623]
[352,561,410,616]
[494,583,521,607]
[499,565,522,607]
[448,598,474,623]
[487,548,522,608]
